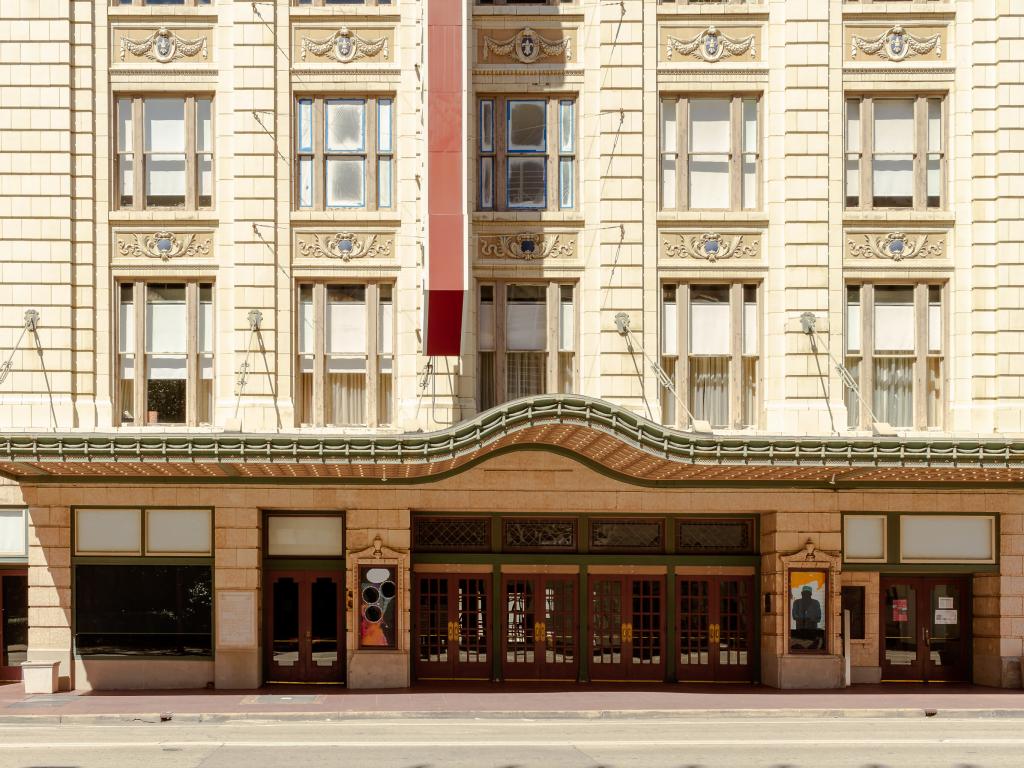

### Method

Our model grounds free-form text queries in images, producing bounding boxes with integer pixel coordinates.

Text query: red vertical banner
[424,0,466,356]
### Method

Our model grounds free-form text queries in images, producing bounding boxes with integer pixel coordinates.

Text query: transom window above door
[296,96,394,211]
[478,96,576,211]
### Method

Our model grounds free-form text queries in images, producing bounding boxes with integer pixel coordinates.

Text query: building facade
[0,0,1022,691]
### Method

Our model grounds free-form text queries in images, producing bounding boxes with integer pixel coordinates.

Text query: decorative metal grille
[502,519,577,552]
[590,519,664,552]
[412,517,491,553]
[676,518,756,555]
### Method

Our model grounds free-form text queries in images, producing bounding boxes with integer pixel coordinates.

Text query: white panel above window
[478,298,495,351]
[325,100,365,152]
[873,287,915,353]
[148,355,187,380]
[873,100,915,154]
[742,296,757,356]
[844,515,887,562]
[298,288,314,355]
[559,293,574,352]
[506,301,547,351]
[327,290,367,356]
[377,99,393,153]
[689,298,731,356]
[267,515,344,557]
[689,99,730,154]
[146,508,212,555]
[662,300,678,357]
[144,98,185,153]
[146,300,186,354]
[900,515,995,563]
[0,509,27,557]
[76,508,142,555]
[846,299,861,354]
[378,297,394,356]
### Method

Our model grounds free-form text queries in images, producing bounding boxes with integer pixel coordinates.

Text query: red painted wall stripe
[424,0,465,356]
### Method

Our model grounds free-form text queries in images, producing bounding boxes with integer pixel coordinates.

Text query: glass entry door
[414,573,491,680]
[677,575,755,683]
[265,570,344,684]
[502,574,578,681]
[0,571,27,681]
[881,575,971,683]
[589,575,666,681]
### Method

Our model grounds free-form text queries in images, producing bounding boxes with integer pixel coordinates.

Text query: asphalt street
[0,715,1020,768]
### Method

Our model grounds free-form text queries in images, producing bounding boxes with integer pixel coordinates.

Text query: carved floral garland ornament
[851,25,941,62]
[120,27,208,63]
[483,27,571,65]
[301,26,389,63]
[298,232,391,262]
[667,26,755,63]
[480,234,575,261]
[664,232,759,263]
[117,232,211,262]
[847,232,944,262]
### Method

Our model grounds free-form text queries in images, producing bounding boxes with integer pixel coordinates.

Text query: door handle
[923,627,931,648]
[621,623,633,643]
[534,622,547,644]
[447,621,455,642]
[305,630,311,640]
[710,624,719,645]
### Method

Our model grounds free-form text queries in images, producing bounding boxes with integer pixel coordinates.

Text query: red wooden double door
[412,570,755,683]
[265,570,345,684]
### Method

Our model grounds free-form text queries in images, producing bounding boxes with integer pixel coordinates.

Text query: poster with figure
[359,565,397,649]
[789,570,827,653]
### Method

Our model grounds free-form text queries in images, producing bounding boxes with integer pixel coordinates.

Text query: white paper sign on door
[934,609,958,625]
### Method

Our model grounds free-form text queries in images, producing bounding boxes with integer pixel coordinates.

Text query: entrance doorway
[589,575,666,681]
[413,572,491,680]
[0,571,27,681]
[265,570,345,684]
[502,574,578,681]
[677,574,756,682]
[880,575,971,683]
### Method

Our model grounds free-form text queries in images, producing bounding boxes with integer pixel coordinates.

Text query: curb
[4,707,1024,725]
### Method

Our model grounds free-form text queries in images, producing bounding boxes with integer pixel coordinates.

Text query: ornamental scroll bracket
[667,26,755,63]
[851,25,941,62]
[847,232,943,262]
[120,27,208,63]
[664,233,759,263]
[298,232,391,262]
[483,27,571,65]
[301,26,389,63]
[480,234,575,261]
[116,232,211,262]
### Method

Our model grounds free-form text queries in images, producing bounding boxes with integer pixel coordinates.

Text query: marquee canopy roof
[1,395,1022,487]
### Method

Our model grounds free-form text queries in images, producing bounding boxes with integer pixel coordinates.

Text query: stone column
[26,505,73,691]
[213,506,261,689]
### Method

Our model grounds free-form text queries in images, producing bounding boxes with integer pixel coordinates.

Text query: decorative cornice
[847,232,944,262]
[300,26,389,63]
[664,232,759,263]
[473,67,584,77]
[298,232,391,262]
[111,67,218,77]
[120,27,207,63]
[116,231,211,262]
[667,26,755,62]
[851,25,941,62]
[483,27,571,64]
[480,233,575,261]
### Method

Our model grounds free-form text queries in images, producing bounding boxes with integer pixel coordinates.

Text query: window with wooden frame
[295,96,394,211]
[296,282,393,428]
[660,95,760,211]
[661,282,759,429]
[112,0,210,6]
[115,96,213,210]
[845,95,945,210]
[478,281,576,412]
[845,283,944,430]
[659,0,759,4]
[295,0,390,6]
[117,282,214,427]
[478,96,576,211]
[476,0,570,6]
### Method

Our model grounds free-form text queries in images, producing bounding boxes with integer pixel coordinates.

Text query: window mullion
[495,281,508,404]
[496,98,508,210]
[546,282,559,394]
[313,283,326,427]
[913,283,928,428]
[546,97,558,212]
[133,281,146,427]
[860,98,872,211]
[185,282,199,426]
[678,97,689,211]
[185,97,197,211]
[729,283,743,428]
[678,284,690,428]
[730,96,742,211]
[914,96,927,211]
[314,99,325,211]
[366,282,380,428]
[133,98,144,211]
[861,284,874,430]
[365,98,377,212]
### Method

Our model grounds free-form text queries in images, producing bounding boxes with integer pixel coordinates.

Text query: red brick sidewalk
[0,681,1021,721]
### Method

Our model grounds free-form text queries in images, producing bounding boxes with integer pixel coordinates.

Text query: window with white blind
[478,96,576,211]
[115,96,213,210]
[845,95,944,209]
[660,95,760,211]
[296,282,393,428]
[117,282,214,426]
[845,283,944,430]
[295,96,394,211]
[478,282,575,412]
[661,283,759,429]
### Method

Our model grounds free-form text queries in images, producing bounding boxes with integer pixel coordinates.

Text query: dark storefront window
[74,564,212,656]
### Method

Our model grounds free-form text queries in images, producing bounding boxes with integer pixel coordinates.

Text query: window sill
[656,3,769,18]
[657,210,768,225]
[473,210,585,225]
[290,5,400,17]
[291,210,401,224]
[108,210,219,223]
[842,2,955,17]
[107,6,217,18]
[843,209,954,225]
[473,5,584,17]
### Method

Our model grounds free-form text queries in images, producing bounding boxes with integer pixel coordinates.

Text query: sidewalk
[0,681,1022,723]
